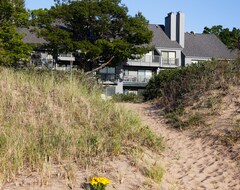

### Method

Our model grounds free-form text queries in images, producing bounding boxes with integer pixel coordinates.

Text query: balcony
[123,75,151,87]
[58,54,75,61]
[127,55,161,67]
[126,55,179,68]
[162,58,179,67]
[98,73,118,84]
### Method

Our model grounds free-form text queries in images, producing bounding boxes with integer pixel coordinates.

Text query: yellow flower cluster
[90,177,111,186]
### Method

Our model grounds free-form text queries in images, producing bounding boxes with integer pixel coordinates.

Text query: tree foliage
[0,0,32,65]
[203,25,240,50]
[31,0,153,71]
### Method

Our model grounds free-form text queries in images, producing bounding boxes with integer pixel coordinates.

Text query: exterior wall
[115,81,123,94]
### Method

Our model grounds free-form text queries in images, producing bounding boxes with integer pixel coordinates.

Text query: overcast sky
[25,0,240,33]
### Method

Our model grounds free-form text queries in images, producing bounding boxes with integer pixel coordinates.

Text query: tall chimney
[165,12,176,41]
[176,12,185,48]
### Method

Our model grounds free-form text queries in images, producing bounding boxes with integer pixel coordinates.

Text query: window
[138,70,152,82]
[191,60,199,64]
[99,67,116,82]
[123,69,152,82]
[99,67,115,74]
[191,60,205,64]
[153,50,160,62]
[162,51,176,65]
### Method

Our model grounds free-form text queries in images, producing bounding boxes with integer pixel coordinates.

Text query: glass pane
[162,52,168,59]
[129,70,137,76]
[108,67,115,74]
[138,70,145,76]
[99,67,107,73]
[169,52,176,58]
[145,70,152,77]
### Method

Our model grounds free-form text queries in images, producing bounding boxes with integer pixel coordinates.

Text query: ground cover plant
[112,93,144,103]
[0,67,163,184]
[144,59,240,129]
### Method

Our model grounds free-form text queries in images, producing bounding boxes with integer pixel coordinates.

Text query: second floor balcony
[58,53,75,61]
[126,55,179,68]
[123,75,151,87]
[98,73,118,84]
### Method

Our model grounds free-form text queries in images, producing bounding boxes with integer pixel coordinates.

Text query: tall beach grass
[0,67,163,183]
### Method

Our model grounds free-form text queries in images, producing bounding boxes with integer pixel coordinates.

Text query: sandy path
[123,103,240,190]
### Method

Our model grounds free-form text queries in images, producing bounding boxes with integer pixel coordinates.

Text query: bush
[144,60,240,111]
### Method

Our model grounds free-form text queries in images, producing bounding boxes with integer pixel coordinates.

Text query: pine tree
[0,0,31,65]
[31,0,153,72]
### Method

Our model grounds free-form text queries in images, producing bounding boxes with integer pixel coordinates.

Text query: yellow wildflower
[90,177,110,188]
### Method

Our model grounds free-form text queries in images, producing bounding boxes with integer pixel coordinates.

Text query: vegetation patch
[144,59,240,130]
[0,67,163,183]
[141,163,164,183]
[112,93,144,103]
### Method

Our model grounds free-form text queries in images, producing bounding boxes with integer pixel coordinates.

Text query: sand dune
[128,102,240,190]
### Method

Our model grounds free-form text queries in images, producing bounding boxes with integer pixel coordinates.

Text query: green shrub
[144,60,240,111]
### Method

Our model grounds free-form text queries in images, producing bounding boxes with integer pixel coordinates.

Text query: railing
[123,75,151,83]
[58,53,75,61]
[127,55,179,67]
[59,53,73,57]
[98,73,118,83]
[162,58,179,66]
[127,55,161,67]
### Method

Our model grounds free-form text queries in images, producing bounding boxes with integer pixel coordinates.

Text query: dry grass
[141,163,164,183]
[0,67,163,184]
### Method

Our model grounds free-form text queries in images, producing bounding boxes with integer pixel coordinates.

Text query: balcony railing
[123,75,151,83]
[127,55,179,67]
[98,73,118,83]
[162,58,179,66]
[127,55,161,67]
[59,53,73,57]
[58,54,75,61]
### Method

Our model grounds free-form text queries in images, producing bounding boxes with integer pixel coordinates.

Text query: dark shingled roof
[19,25,182,50]
[148,24,182,49]
[183,33,233,59]
[17,28,47,44]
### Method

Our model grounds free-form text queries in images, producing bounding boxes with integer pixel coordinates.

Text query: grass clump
[0,67,163,183]
[141,164,164,183]
[112,93,144,103]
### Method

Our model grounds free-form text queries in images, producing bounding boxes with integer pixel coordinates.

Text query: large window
[123,69,152,82]
[162,51,176,65]
[99,67,115,74]
[99,67,116,82]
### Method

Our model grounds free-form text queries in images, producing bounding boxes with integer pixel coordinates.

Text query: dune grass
[0,67,163,183]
